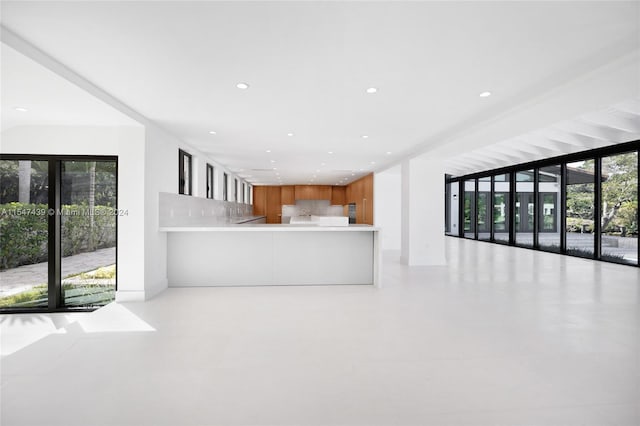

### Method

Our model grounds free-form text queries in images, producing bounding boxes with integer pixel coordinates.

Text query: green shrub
[60,204,116,257]
[0,203,48,269]
[0,202,116,270]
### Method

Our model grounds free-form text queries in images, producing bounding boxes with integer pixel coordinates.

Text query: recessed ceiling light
[366,87,377,94]
[351,173,355,176]
[386,151,392,155]
[208,130,217,135]
[287,133,294,137]
[272,168,277,170]
[361,135,369,139]
[236,82,250,89]
[266,150,271,153]
[328,151,334,155]
[15,107,28,112]
[270,160,276,163]
[370,161,376,164]
[479,91,491,98]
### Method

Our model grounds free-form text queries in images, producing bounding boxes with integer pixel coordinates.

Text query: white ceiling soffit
[0,43,139,131]
[1,1,639,184]
[445,98,640,176]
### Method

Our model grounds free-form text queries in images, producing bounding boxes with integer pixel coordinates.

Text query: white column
[401,155,447,266]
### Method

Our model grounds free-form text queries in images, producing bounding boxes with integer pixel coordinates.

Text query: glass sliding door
[600,151,638,265]
[493,173,510,243]
[60,161,117,307]
[538,165,562,253]
[566,160,595,258]
[515,170,534,247]
[0,160,49,308]
[478,177,491,240]
[442,141,639,269]
[464,179,475,238]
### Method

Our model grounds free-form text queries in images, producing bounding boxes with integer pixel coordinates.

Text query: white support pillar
[401,155,447,266]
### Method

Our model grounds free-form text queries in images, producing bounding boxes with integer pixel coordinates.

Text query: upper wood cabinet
[315,185,331,200]
[295,185,331,200]
[330,186,346,205]
[281,185,295,205]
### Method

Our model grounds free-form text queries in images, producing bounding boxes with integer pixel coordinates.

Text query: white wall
[401,155,446,266]
[374,166,402,250]
[143,126,252,299]
[0,125,147,298]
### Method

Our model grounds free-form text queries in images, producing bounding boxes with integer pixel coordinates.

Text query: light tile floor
[1,238,639,425]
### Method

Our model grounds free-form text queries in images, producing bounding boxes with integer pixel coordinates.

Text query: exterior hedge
[0,202,116,270]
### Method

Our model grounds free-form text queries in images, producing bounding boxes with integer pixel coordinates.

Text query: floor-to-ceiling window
[60,160,117,308]
[0,155,117,312]
[444,140,639,268]
[493,173,510,243]
[538,165,562,253]
[464,179,475,238]
[0,159,49,308]
[515,169,534,247]
[566,160,595,258]
[477,177,491,241]
[600,151,638,265]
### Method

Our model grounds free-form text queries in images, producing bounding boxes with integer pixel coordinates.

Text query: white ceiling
[445,98,640,175]
[1,1,639,184]
[1,43,139,130]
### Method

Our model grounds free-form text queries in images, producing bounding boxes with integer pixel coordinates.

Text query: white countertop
[159,224,378,232]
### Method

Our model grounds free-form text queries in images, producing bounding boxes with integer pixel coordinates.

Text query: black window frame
[445,139,639,268]
[223,172,228,201]
[206,163,214,199]
[0,153,119,313]
[178,149,192,196]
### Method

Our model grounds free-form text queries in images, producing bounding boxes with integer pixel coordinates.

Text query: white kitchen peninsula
[160,224,380,287]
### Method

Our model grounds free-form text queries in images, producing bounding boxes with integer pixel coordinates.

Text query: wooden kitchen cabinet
[252,186,267,216]
[294,185,311,200]
[330,186,346,205]
[252,185,282,223]
[281,185,295,205]
[295,185,331,200]
[265,186,282,223]
[345,173,374,225]
[314,185,331,200]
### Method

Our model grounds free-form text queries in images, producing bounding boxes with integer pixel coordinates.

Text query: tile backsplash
[282,200,344,218]
[159,192,253,227]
